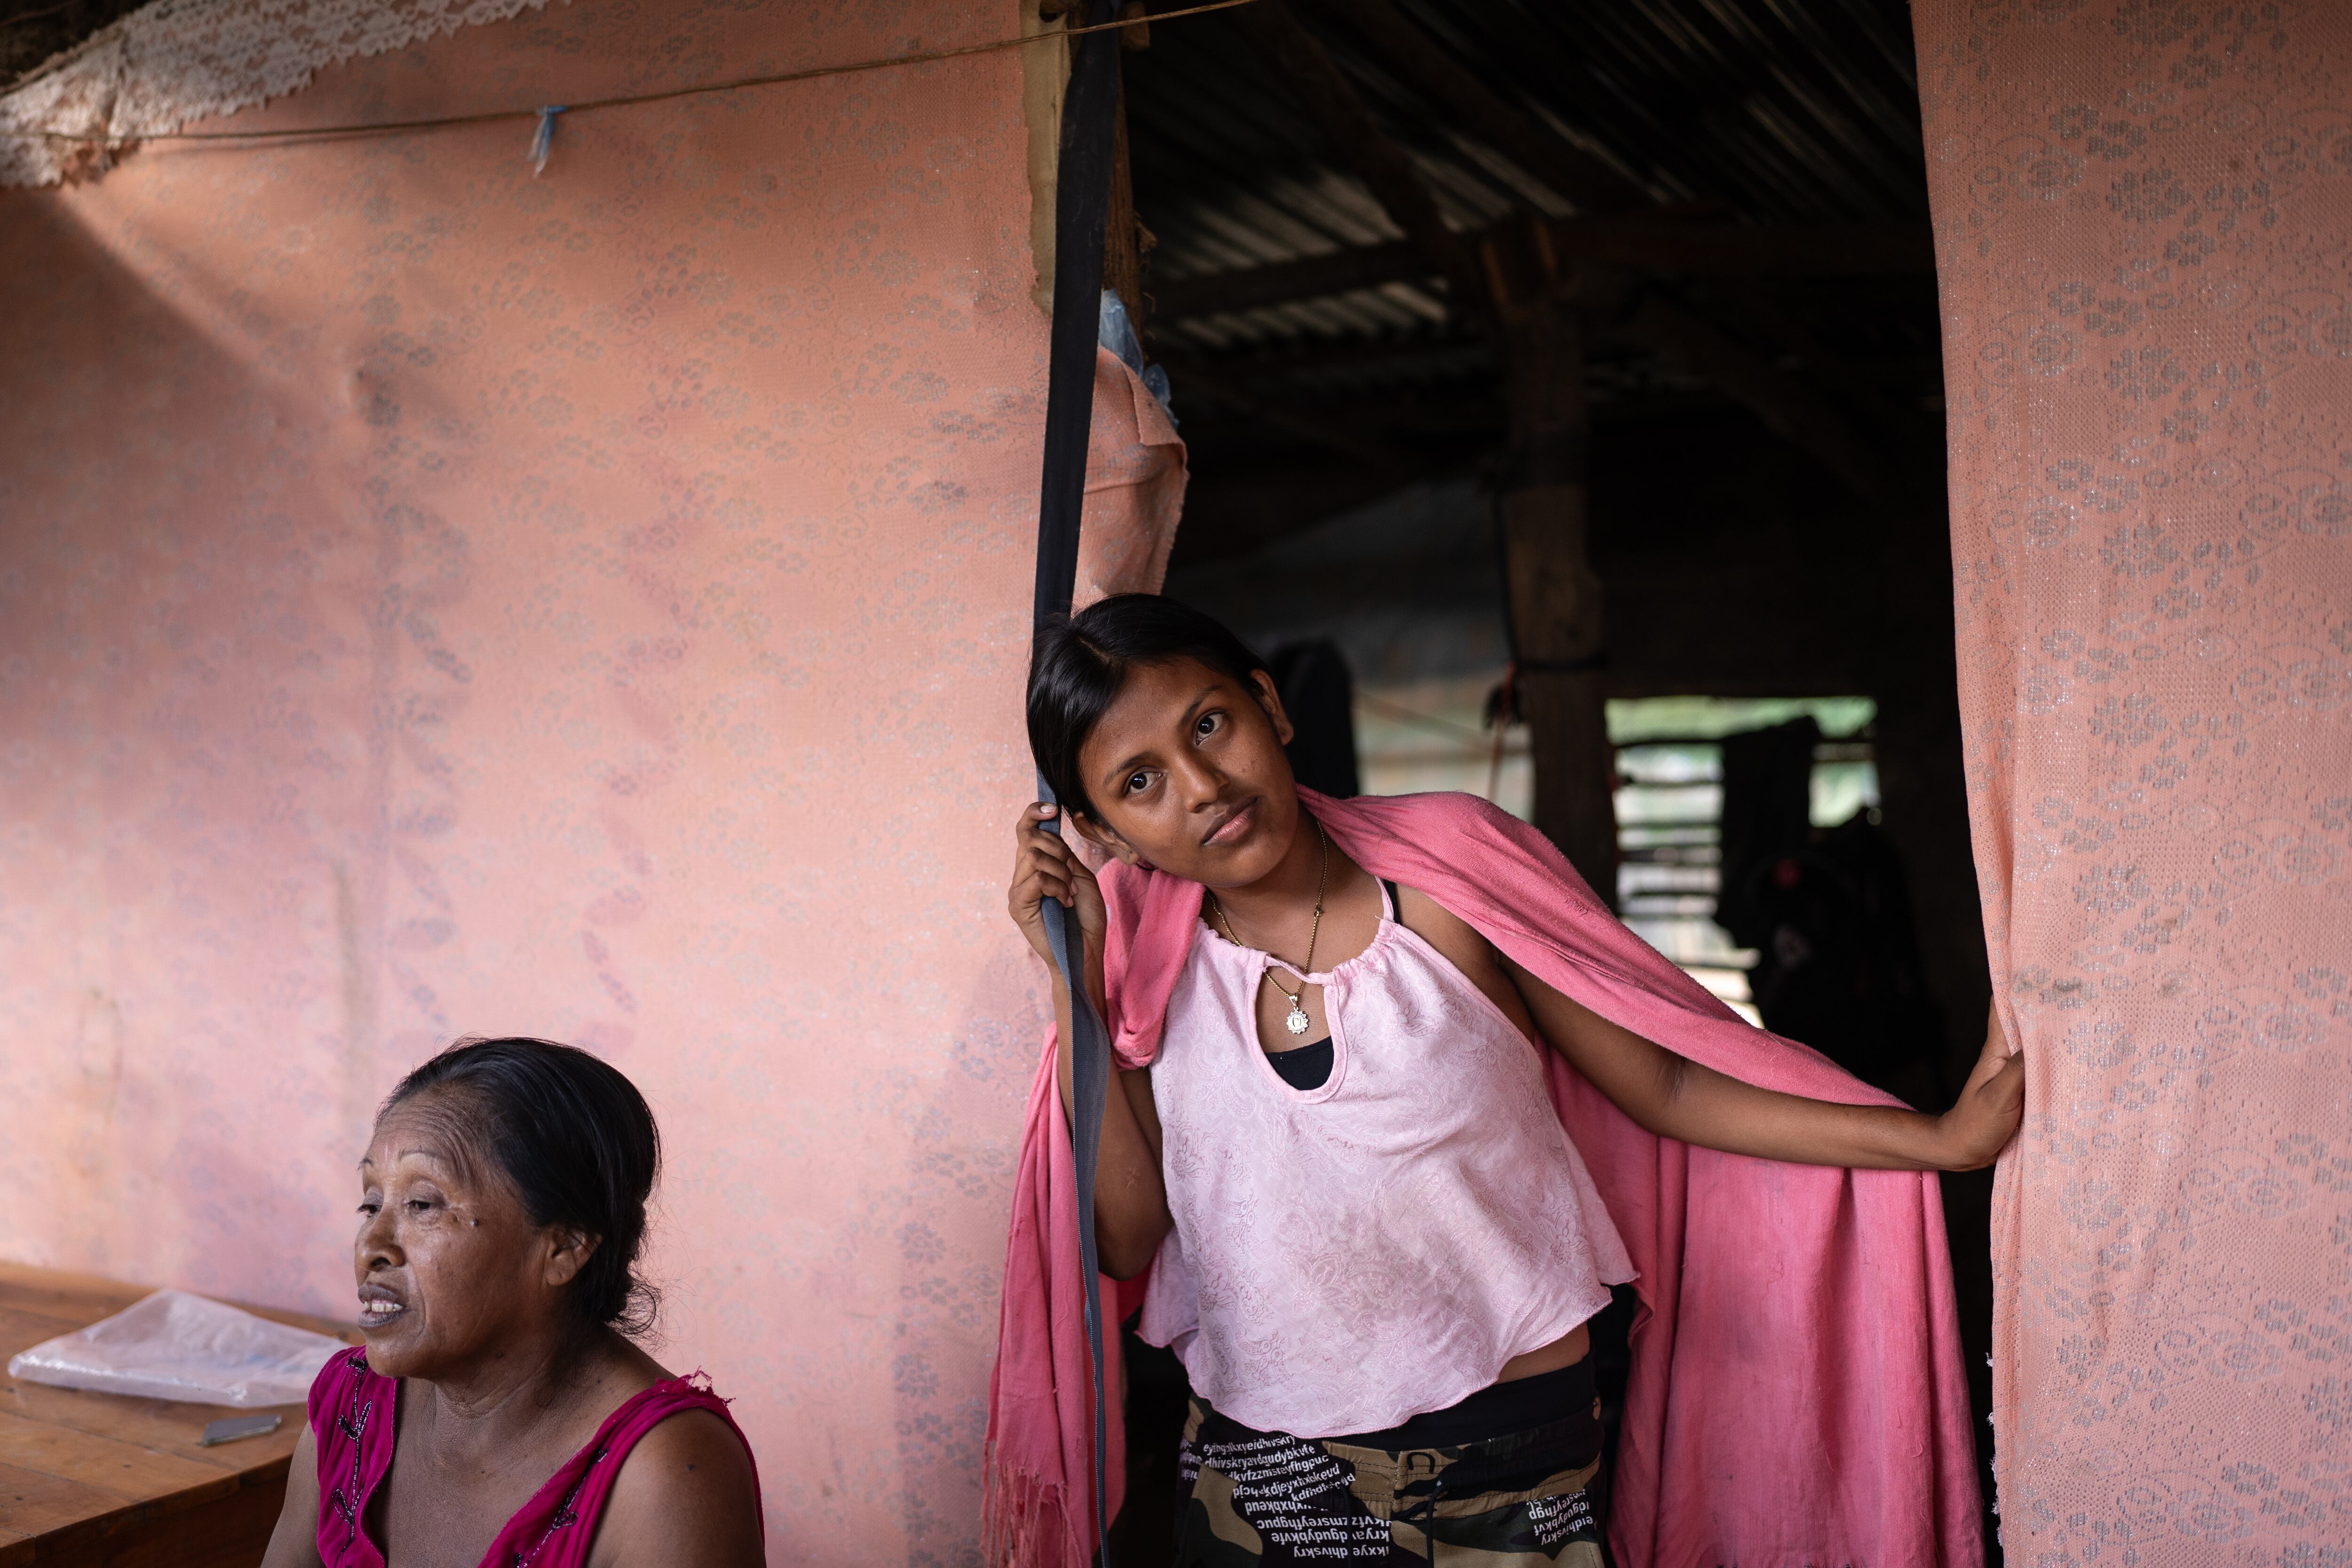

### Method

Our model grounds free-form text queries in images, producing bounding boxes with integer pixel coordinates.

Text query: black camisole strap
[1382,879,1401,919]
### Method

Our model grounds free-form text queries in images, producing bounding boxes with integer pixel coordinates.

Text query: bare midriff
[1495,1322,1591,1383]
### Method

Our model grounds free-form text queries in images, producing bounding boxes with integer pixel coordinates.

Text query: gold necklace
[1210,821,1328,1037]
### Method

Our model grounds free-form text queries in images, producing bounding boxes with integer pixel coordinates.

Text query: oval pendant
[1285,1006,1310,1036]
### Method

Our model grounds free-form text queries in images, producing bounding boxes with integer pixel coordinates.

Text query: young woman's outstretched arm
[1009,801,1173,1278]
[1506,960,2022,1169]
[1398,888,2023,1171]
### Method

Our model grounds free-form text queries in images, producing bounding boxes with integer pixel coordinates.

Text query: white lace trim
[0,0,552,188]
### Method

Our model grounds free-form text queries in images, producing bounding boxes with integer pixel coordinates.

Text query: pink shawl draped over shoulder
[984,788,1981,1568]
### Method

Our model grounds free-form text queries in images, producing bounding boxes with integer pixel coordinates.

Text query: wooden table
[0,1263,358,1568]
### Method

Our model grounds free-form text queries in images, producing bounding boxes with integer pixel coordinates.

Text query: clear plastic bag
[7,1288,347,1408]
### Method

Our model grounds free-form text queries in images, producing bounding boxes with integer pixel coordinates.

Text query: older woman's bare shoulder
[587,1404,764,1568]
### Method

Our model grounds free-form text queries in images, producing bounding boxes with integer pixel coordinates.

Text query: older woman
[263,1038,764,1568]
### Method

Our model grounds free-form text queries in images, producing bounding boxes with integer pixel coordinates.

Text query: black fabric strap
[1033,8,1121,637]
[1031,7,1122,1564]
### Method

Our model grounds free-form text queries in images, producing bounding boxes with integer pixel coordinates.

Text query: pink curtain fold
[1915,3,2352,1558]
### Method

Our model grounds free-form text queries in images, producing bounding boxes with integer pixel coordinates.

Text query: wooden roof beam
[1153,238,1430,318]
[1231,0,1489,314]
[1151,220,1933,318]
[1158,352,1422,480]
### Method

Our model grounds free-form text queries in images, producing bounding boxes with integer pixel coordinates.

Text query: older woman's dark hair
[1028,594,1271,819]
[383,1038,661,1337]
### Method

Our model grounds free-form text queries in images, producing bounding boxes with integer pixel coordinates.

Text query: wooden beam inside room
[1495,291,1617,901]
[1103,43,1146,326]
[1149,219,1934,318]
[1022,0,1073,314]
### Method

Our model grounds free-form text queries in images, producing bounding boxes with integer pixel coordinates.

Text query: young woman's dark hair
[1028,593,1271,819]
[382,1037,661,1337]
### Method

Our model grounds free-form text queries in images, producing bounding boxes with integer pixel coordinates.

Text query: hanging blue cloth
[1097,289,1175,422]
[528,106,566,176]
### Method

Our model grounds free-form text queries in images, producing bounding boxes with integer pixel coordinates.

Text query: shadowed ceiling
[1114,0,1944,562]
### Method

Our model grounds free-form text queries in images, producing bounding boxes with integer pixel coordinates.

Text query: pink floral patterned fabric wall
[0,3,1180,1560]
[1917,2,2352,1557]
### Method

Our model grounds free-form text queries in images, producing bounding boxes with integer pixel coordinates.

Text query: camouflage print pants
[1171,1398,1605,1566]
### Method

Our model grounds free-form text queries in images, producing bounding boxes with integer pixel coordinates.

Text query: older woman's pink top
[1138,882,1635,1438]
[306,1347,762,1568]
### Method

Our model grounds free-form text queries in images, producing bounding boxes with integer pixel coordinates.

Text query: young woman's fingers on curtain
[1941,1007,2026,1169]
[1965,1000,2019,1086]
[1008,802,1103,961]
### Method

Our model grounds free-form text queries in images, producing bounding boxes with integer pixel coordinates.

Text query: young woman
[262,1038,765,1568]
[1000,595,2020,1567]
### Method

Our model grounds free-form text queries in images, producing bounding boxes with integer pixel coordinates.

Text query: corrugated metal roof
[1121,0,1943,535]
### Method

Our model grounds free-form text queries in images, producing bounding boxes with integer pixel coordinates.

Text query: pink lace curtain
[1917,2,2352,1557]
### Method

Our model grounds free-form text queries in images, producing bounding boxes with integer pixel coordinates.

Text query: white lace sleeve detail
[0,0,553,188]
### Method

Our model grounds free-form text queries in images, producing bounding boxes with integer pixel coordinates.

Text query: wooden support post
[1104,70,1143,326]
[1020,0,1070,314]
[1495,287,1617,901]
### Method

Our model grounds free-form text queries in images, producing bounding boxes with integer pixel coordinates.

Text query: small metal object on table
[199,1416,284,1449]
[0,1261,358,1568]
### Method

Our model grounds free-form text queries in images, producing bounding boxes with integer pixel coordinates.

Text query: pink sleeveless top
[1137,883,1636,1439]
[306,1347,763,1568]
